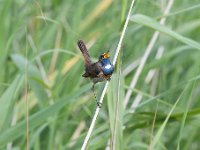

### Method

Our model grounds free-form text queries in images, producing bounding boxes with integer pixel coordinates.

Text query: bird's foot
[97,101,102,108]
[107,77,111,81]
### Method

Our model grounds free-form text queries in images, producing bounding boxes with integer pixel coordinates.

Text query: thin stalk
[81,0,136,149]
[25,29,29,150]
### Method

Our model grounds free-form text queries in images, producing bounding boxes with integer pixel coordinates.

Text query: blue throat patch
[101,58,114,75]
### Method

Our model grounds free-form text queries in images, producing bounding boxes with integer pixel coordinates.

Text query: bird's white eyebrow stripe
[105,64,111,69]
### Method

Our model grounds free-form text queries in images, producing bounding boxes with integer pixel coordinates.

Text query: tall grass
[0,0,200,150]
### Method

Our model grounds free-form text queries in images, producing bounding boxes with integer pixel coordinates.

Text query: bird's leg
[107,77,111,82]
[92,84,102,108]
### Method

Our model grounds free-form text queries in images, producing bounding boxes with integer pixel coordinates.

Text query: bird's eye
[99,54,104,60]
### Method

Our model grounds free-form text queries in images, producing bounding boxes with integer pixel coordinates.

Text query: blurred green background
[0,0,200,149]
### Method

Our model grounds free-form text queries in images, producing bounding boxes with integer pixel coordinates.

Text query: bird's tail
[77,40,92,65]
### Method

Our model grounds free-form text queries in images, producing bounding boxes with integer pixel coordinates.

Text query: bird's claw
[97,102,102,108]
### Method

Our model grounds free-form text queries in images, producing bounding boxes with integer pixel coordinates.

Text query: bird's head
[99,51,110,61]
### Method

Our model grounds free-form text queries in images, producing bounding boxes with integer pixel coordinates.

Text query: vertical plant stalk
[81,0,136,149]
[25,29,29,150]
[111,59,122,150]
[148,102,158,150]
[124,0,174,108]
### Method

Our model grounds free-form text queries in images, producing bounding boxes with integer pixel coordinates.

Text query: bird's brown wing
[82,62,102,78]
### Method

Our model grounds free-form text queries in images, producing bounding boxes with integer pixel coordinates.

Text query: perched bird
[77,39,114,84]
[77,39,114,107]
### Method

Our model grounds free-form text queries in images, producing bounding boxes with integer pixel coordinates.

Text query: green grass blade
[0,75,23,131]
[0,84,90,147]
[130,14,200,50]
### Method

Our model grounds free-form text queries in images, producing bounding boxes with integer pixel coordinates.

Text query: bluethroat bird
[77,40,114,107]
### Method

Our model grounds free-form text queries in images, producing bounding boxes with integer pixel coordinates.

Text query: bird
[77,39,114,107]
